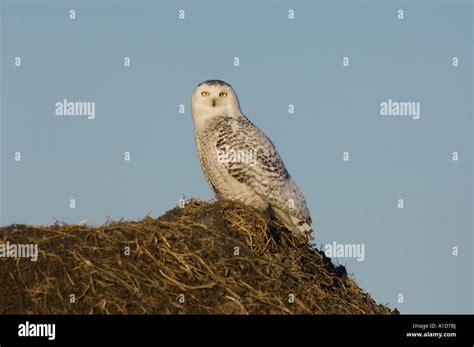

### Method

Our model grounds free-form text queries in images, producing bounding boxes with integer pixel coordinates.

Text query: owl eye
[219,92,228,97]
[201,91,209,97]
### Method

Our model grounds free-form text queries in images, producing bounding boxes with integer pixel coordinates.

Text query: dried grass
[0,199,396,314]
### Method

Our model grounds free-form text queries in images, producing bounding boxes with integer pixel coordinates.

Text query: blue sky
[1,0,472,314]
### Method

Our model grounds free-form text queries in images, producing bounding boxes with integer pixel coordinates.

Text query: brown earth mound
[0,199,395,314]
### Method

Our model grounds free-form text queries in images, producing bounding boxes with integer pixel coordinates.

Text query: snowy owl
[191,80,313,240]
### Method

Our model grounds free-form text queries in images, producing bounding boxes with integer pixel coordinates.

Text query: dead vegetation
[0,199,395,314]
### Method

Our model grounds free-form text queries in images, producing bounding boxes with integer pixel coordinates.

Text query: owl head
[191,80,241,121]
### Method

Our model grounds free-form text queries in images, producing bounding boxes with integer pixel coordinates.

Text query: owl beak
[212,99,216,107]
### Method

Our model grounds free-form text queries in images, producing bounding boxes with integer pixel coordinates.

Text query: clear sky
[1,0,472,314]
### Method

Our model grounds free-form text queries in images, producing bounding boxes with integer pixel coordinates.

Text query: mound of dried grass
[0,199,395,314]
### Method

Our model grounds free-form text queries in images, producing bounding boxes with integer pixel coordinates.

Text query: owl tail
[270,206,314,242]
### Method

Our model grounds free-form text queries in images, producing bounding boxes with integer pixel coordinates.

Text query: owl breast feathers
[191,80,313,240]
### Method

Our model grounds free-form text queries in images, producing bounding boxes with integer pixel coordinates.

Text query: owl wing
[215,116,312,224]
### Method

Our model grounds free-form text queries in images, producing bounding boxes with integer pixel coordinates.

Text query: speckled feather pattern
[196,114,312,226]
